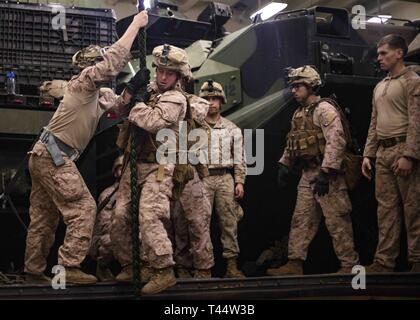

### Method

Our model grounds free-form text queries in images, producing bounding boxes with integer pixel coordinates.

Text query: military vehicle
[0,0,419,299]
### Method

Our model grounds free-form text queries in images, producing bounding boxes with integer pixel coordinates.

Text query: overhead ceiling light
[367,15,392,24]
[250,2,288,21]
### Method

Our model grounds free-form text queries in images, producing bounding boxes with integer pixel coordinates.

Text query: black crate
[0,1,116,90]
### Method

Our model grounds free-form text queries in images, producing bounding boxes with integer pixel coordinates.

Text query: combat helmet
[72,45,109,69]
[199,80,227,104]
[152,44,192,81]
[287,65,322,88]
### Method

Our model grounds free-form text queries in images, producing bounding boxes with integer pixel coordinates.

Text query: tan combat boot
[116,264,133,283]
[96,263,115,282]
[194,269,211,279]
[225,258,245,278]
[141,267,177,295]
[25,273,51,285]
[410,263,420,273]
[365,262,393,273]
[266,260,303,276]
[141,264,154,283]
[65,268,97,285]
[176,266,192,279]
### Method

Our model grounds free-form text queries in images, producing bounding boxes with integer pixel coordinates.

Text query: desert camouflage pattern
[152,44,192,80]
[203,173,244,259]
[188,94,210,124]
[287,166,359,267]
[199,80,227,104]
[280,100,347,171]
[72,45,109,69]
[25,42,132,276]
[89,183,118,265]
[171,169,214,270]
[112,80,187,269]
[39,80,68,99]
[287,65,322,88]
[25,142,96,275]
[204,117,247,184]
[363,68,420,268]
[372,143,420,268]
[47,43,131,154]
[279,100,359,267]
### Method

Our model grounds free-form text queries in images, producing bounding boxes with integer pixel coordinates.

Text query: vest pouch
[343,151,362,190]
[298,131,320,158]
[172,164,195,200]
[195,163,209,179]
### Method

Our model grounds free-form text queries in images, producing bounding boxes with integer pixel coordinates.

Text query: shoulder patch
[317,102,338,127]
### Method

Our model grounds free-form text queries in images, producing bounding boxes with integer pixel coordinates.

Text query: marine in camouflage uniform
[24,11,148,285]
[267,66,359,276]
[88,156,124,282]
[199,80,247,278]
[170,95,214,279]
[111,44,193,294]
[362,35,420,273]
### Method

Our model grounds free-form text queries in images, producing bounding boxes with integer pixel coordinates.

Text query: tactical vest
[116,93,176,164]
[286,98,362,190]
[286,102,326,161]
[129,90,209,199]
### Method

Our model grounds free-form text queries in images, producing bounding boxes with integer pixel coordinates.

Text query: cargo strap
[39,127,79,166]
[157,165,165,182]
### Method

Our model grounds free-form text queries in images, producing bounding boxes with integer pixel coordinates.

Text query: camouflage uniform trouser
[170,169,214,270]
[203,173,244,259]
[25,142,96,275]
[373,143,420,268]
[288,166,359,267]
[89,189,116,266]
[111,162,175,269]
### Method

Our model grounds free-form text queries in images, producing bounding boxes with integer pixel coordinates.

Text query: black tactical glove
[277,163,290,189]
[125,67,150,95]
[310,170,330,196]
[132,86,150,104]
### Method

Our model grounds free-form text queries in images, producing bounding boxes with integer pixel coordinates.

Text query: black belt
[208,168,231,176]
[378,136,406,148]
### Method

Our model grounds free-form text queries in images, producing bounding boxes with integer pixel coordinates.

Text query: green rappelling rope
[130,0,147,296]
